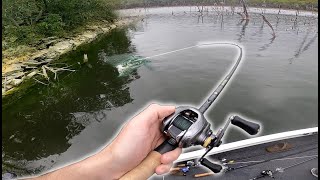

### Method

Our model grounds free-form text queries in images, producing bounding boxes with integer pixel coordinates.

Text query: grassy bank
[249,0,318,9]
[2,0,118,55]
[2,0,142,96]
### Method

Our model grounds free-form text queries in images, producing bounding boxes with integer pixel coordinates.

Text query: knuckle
[149,103,159,109]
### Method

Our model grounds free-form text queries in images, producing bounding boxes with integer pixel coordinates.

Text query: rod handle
[120,140,177,180]
[231,116,260,135]
[119,151,161,180]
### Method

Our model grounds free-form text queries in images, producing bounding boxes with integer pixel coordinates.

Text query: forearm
[27,146,118,180]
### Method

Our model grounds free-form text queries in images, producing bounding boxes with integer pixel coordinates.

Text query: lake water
[2,7,318,177]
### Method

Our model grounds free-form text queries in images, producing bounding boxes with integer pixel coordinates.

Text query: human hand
[98,104,181,179]
[30,104,180,180]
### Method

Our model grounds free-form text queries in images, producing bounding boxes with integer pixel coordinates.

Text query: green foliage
[249,0,318,8]
[2,0,118,47]
[36,14,64,36]
[45,0,116,29]
[4,25,38,45]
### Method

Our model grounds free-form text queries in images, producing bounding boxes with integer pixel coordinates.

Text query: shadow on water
[2,29,145,175]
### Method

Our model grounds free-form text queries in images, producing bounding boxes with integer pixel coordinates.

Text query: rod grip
[231,116,260,135]
[120,140,177,180]
[119,151,161,180]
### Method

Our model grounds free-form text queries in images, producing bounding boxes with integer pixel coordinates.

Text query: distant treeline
[2,0,118,47]
[120,0,318,10]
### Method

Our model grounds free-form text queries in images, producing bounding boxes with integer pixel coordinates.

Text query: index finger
[134,104,175,125]
[146,104,176,121]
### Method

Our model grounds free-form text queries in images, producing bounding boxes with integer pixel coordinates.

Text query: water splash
[99,53,149,76]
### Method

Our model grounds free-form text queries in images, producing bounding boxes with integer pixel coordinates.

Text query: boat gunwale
[176,127,318,162]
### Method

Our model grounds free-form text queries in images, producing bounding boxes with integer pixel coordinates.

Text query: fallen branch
[4,76,7,93]
[44,65,75,80]
[260,14,276,38]
[42,66,49,80]
[33,77,49,86]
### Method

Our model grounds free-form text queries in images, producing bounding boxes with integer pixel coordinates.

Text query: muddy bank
[2,16,142,96]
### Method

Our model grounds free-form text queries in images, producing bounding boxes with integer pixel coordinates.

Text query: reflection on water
[259,36,275,52]
[2,29,145,175]
[237,19,249,42]
[2,7,318,177]
[289,30,318,63]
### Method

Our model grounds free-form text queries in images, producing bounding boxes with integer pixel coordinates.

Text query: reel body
[162,106,212,148]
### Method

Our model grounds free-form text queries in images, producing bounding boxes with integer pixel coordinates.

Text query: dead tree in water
[231,5,235,15]
[239,0,249,20]
[260,14,276,38]
[276,5,281,27]
[197,5,204,14]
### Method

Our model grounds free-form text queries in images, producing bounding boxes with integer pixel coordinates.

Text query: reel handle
[119,139,177,180]
[231,116,260,135]
[200,158,222,173]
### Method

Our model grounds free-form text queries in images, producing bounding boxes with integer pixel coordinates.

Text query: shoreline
[2,16,142,96]
[2,6,318,96]
[119,2,318,12]
[118,6,318,17]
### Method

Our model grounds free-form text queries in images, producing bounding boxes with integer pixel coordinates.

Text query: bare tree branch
[260,14,276,37]
[240,0,249,20]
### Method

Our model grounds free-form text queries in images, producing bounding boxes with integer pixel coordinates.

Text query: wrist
[83,146,120,180]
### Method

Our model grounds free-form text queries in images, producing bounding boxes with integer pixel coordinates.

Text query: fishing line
[139,42,242,62]
[128,42,243,112]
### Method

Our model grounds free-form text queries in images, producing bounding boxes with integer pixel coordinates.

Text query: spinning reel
[120,43,261,180]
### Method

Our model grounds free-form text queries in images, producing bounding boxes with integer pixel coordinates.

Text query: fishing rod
[198,43,243,114]
[119,42,261,180]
